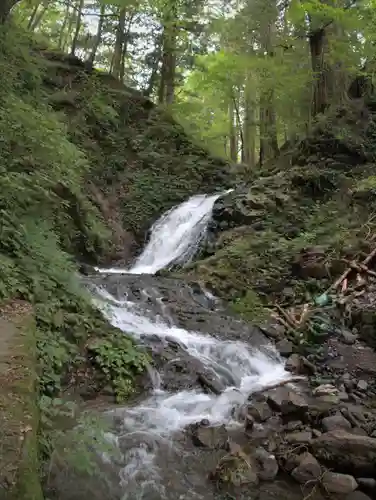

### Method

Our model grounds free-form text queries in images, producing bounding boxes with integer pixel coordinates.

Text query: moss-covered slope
[186,100,376,322]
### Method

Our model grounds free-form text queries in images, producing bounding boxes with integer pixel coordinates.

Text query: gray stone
[190,422,228,449]
[267,387,308,415]
[291,452,321,484]
[276,339,294,357]
[345,493,372,500]
[322,414,352,432]
[341,330,358,345]
[357,380,368,391]
[356,477,376,490]
[247,402,273,422]
[253,447,279,481]
[285,354,302,373]
[311,429,376,475]
[322,472,358,493]
[285,431,312,444]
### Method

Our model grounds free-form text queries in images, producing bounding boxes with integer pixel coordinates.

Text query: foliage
[39,396,120,479]
[89,334,150,402]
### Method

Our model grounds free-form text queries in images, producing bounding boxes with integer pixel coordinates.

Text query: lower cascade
[91,191,290,499]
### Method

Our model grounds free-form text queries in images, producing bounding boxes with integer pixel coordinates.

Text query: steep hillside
[38,48,229,265]
[0,24,229,496]
[187,99,376,344]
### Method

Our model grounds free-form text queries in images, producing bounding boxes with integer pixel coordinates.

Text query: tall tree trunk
[70,0,84,56]
[112,7,126,80]
[0,0,20,23]
[242,76,256,167]
[259,8,279,165]
[27,2,41,29]
[87,4,105,65]
[158,1,178,104]
[229,99,238,162]
[119,14,134,82]
[58,4,70,50]
[309,27,329,116]
[30,2,48,31]
[62,7,75,52]
[143,38,162,98]
[309,2,349,117]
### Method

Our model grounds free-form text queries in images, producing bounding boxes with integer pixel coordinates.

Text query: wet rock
[322,414,352,432]
[247,402,273,423]
[197,369,226,395]
[245,414,255,432]
[253,447,279,481]
[311,430,376,475]
[285,354,302,373]
[322,472,358,494]
[291,452,321,484]
[267,387,308,416]
[285,431,312,444]
[276,339,294,357]
[190,422,228,449]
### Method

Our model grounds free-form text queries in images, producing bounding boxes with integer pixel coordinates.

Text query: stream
[90,191,290,500]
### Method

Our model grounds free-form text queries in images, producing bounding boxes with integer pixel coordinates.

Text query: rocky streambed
[72,272,376,500]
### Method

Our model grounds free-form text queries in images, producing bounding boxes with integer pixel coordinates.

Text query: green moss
[0,304,43,500]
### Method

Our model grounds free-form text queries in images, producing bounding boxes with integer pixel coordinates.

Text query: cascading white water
[91,191,290,499]
[97,190,232,275]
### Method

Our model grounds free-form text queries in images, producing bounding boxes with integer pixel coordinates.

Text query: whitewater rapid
[91,191,289,499]
[97,191,231,275]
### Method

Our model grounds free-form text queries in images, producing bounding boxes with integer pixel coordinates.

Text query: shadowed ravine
[89,191,290,500]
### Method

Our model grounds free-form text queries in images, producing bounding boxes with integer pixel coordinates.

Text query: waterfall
[90,189,289,500]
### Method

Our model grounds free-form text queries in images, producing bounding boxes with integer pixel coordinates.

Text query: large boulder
[311,430,376,475]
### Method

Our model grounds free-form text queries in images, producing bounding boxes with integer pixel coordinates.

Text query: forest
[2,0,375,165]
[2,1,376,500]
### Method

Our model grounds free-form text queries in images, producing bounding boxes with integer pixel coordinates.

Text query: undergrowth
[0,23,149,479]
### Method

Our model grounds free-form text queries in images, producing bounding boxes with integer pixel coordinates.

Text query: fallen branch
[330,244,376,291]
[274,303,298,328]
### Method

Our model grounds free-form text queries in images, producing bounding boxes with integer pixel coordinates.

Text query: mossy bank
[185,100,376,331]
[0,22,230,494]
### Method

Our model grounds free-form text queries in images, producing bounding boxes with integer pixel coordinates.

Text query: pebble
[357,380,368,391]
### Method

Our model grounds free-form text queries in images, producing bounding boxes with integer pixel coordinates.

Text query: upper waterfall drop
[98,189,232,275]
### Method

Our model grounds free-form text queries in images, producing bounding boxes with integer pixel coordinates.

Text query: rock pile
[188,373,376,498]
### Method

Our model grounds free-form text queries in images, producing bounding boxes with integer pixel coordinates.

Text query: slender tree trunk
[259,13,279,165]
[112,7,126,80]
[309,27,329,116]
[70,0,84,56]
[62,7,74,52]
[27,2,41,29]
[30,3,48,31]
[242,76,256,167]
[88,4,105,65]
[158,1,178,104]
[58,4,70,50]
[119,14,134,82]
[229,99,238,162]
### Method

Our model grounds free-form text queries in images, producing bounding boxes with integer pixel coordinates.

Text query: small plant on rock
[89,334,149,402]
